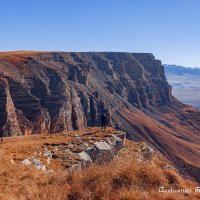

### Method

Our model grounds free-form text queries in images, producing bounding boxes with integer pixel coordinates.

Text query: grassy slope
[0,128,199,200]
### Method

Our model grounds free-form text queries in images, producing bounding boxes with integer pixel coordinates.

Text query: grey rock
[32,157,46,171]
[21,159,32,166]
[94,141,111,150]
[78,151,92,163]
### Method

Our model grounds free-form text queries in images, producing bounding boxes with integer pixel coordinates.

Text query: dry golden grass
[66,142,200,200]
[0,130,199,200]
[0,51,46,64]
[0,51,44,58]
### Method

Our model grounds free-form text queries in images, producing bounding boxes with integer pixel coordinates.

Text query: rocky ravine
[0,51,200,182]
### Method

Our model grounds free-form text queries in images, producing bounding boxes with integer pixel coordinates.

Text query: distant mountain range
[165,64,200,75]
[164,64,200,109]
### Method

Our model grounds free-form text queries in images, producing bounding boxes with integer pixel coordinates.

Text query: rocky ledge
[20,128,126,172]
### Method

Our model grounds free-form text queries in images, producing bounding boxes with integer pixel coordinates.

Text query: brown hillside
[0,128,199,200]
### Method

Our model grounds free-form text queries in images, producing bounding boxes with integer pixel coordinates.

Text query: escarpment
[1,51,200,182]
[0,52,174,136]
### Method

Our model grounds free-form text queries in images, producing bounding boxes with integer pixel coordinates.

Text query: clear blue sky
[0,0,200,67]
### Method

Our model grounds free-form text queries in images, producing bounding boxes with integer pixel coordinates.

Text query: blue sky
[0,0,200,67]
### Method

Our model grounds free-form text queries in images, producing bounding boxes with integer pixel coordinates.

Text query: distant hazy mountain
[164,64,200,109]
[165,64,200,76]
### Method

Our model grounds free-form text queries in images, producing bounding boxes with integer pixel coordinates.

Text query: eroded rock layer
[0,52,174,135]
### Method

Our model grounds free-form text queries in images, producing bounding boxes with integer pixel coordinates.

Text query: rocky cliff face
[0,52,174,136]
[0,51,200,182]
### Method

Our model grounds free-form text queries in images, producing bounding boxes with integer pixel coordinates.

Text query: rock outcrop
[19,128,126,173]
[0,78,22,136]
[0,51,200,182]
